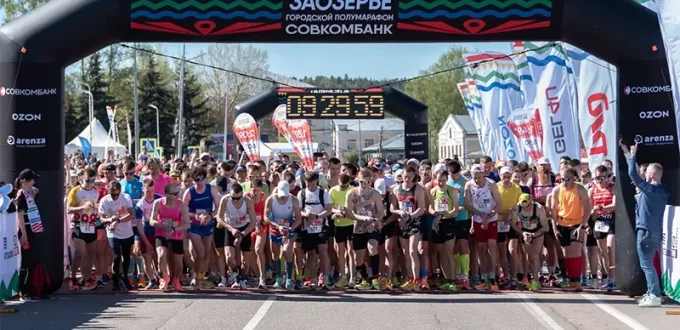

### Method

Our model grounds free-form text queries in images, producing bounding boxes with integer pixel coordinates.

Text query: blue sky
[169,42,509,79]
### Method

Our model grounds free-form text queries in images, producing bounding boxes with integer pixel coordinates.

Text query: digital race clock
[279,87,385,119]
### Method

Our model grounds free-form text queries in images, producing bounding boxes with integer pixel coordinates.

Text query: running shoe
[173,280,182,292]
[144,279,158,290]
[285,278,294,291]
[420,278,430,290]
[400,280,417,291]
[227,272,238,286]
[522,278,531,288]
[273,277,284,289]
[471,275,481,287]
[460,279,472,290]
[385,279,394,291]
[490,283,500,291]
[475,282,489,290]
[160,275,171,291]
[348,278,356,289]
[529,281,541,291]
[580,276,588,287]
[356,280,372,290]
[69,282,80,291]
[303,277,314,287]
[137,276,146,289]
[438,282,452,291]
[376,277,387,291]
[201,279,215,289]
[258,279,267,290]
[231,281,240,289]
[567,281,583,291]
[218,277,228,288]
[335,276,349,288]
[121,277,135,291]
[371,278,380,290]
[96,278,105,288]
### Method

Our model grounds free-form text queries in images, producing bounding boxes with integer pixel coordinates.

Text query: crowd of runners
[61,149,619,294]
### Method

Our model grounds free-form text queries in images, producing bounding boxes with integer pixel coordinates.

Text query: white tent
[65,119,127,157]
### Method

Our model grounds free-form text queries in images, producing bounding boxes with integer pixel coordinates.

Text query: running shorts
[189,222,214,237]
[454,219,472,240]
[593,214,615,240]
[214,227,227,248]
[473,221,498,242]
[225,225,252,252]
[398,217,422,239]
[156,237,184,254]
[431,218,456,244]
[334,225,354,244]
[72,226,98,244]
[352,231,379,250]
[556,224,583,247]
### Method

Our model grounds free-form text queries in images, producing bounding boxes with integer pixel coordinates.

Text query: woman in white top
[98,181,136,291]
[216,183,256,289]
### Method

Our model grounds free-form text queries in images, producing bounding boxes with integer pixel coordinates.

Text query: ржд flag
[456,82,486,156]
[506,105,544,162]
[466,79,494,158]
[233,113,261,162]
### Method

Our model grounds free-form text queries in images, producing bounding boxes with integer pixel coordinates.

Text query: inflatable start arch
[0,0,678,296]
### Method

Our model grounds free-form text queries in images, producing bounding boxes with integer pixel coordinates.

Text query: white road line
[242,296,277,330]
[581,294,650,330]
[515,293,565,330]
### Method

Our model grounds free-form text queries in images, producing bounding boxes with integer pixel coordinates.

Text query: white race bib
[79,222,95,234]
[436,200,448,212]
[237,216,247,226]
[523,219,538,230]
[594,221,610,233]
[498,221,511,233]
[307,218,323,234]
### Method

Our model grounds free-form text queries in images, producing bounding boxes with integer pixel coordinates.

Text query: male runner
[330,174,354,288]
[265,180,303,290]
[134,178,163,289]
[346,168,385,290]
[391,166,427,290]
[298,171,333,289]
[465,164,501,290]
[552,167,591,290]
[418,165,434,289]
[496,166,523,288]
[216,183,256,289]
[447,160,472,289]
[589,165,616,290]
[248,179,269,289]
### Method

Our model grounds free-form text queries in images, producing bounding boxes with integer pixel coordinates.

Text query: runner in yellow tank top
[496,166,523,288]
[551,167,591,290]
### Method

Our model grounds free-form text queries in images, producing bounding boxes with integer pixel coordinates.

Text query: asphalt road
[1,290,678,330]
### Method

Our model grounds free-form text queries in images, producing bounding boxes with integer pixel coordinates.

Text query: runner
[417,165,433,290]
[429,169,459,290]
[346,168,385,290]
[511,193,549,291]
[216,183,256,289]
[183,166,221,289]
[298,171,333,289]
[589,165,616,290]
[151,184,191,291]
[134,178,163,289]
[98,181,136,291]
[496,166,523,288]
[532,157,562,286]
[329,174,354,288]
[552,167,591,290]
[265,181,303,290]
[446,160,472,289]
[66,169,100,290]
[465,164,501,290]
[390,166,427,290]
[376,172,399,290]
[242,164,270,196]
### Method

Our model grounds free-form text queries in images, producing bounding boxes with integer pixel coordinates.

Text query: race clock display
[279,87,385,119]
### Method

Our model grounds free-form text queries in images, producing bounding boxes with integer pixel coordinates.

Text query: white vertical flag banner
[456,82,486,155]
[511,41,536,106]
[565,44,618,171]
[466,79,494,159]
[655,0,680,304]
[466,52,526,162]
[524,43,581,169]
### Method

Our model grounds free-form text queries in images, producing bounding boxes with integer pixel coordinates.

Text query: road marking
[242,296,277,330]
[581,294,650,330]
[515,293,565,330]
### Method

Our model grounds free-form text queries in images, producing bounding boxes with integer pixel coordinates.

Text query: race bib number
[78,212,97,234]
[196,209,206,214]
[595,220,610,233]
[79,222,96,234]
[599,213,613,220]
[281,218,290,228]
[117,208,128,218]
[523,220,538,230]
[498,221,511,233]
[400,201,413,214]
[237,216,247,226]
[436,200,448,212]
[307,218,323,234]
[256,215,263,223]
[476,199,490,210]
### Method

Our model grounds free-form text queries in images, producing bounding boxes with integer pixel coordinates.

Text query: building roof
[363,133,404,152]
[335,118,404,132]
[451,115,477,135]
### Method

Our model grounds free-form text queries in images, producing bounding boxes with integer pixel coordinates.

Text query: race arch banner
[128,0,556,42]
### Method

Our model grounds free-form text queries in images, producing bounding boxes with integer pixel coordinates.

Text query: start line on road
[3,291,675,330]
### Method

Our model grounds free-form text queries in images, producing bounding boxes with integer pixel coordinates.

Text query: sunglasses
[195,177,204,182]
[231,195,242,200]
[562,177,573,182]
[85,178,96,184]
[126,172,135,176]
[359,179,370,185]
[595,176,607,181]
[110,192,120,197]
[106,170,116,174]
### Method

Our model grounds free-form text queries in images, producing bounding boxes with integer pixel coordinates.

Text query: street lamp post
[148,104,160,144]
[176,46,207,158]
[76,81,94,143]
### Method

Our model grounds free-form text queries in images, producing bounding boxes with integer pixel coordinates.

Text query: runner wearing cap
[298,171,333,289]
[390,166,427,290]
[235,166,247,184]
[496,166,522,288]
[265,180,302,290]
[511,193,549,291]
[589,165,616,290]
[446,160,472,289]
[465,164,501,290]
[552,167,591,290]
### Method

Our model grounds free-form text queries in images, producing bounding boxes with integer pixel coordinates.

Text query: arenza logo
[634,134,674,146]
[624,85,671,95]
[6,135,46,147]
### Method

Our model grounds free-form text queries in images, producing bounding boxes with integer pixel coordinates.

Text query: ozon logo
[12,113,42,121]
[624,85,671,95]
[639,110,670,119]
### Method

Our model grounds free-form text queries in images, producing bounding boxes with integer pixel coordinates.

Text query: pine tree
[138,55,177,154]
[180,65,213,147]
[64,73,89,142]
[85,52,116,131]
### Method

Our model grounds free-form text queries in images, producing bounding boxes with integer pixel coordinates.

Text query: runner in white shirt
[99,181,136,291]
[216,184,256,289]
[67,168,100,291]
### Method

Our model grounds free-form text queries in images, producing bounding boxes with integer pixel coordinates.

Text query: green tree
[85,51,116,131]
[404,46,468,160]
[64,73,88,142]
[138,55,176,153]
[0,0,45,23]
[179,64,212,147]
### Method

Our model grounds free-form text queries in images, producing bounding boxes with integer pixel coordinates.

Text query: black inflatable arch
[235,86,429,158]
[0,0,677,296]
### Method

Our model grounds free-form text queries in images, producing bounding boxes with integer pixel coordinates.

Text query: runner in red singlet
[588,165,616,290]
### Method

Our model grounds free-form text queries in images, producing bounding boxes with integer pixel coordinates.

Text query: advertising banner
[466,79,494,159]
[456,82,485,154]
[286,119,315,170]
[511,41,535,105]
[655,0,680,156]
[129,0,556,42]
[525,43,580,169]
[0,184,21,302]
[466,52,526,162]
[506,105,544,162]
[662,205,680,303]
[233,113,262,162]
[565,45,618,172]
[273,104,305,163]
[404,123,429,160]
